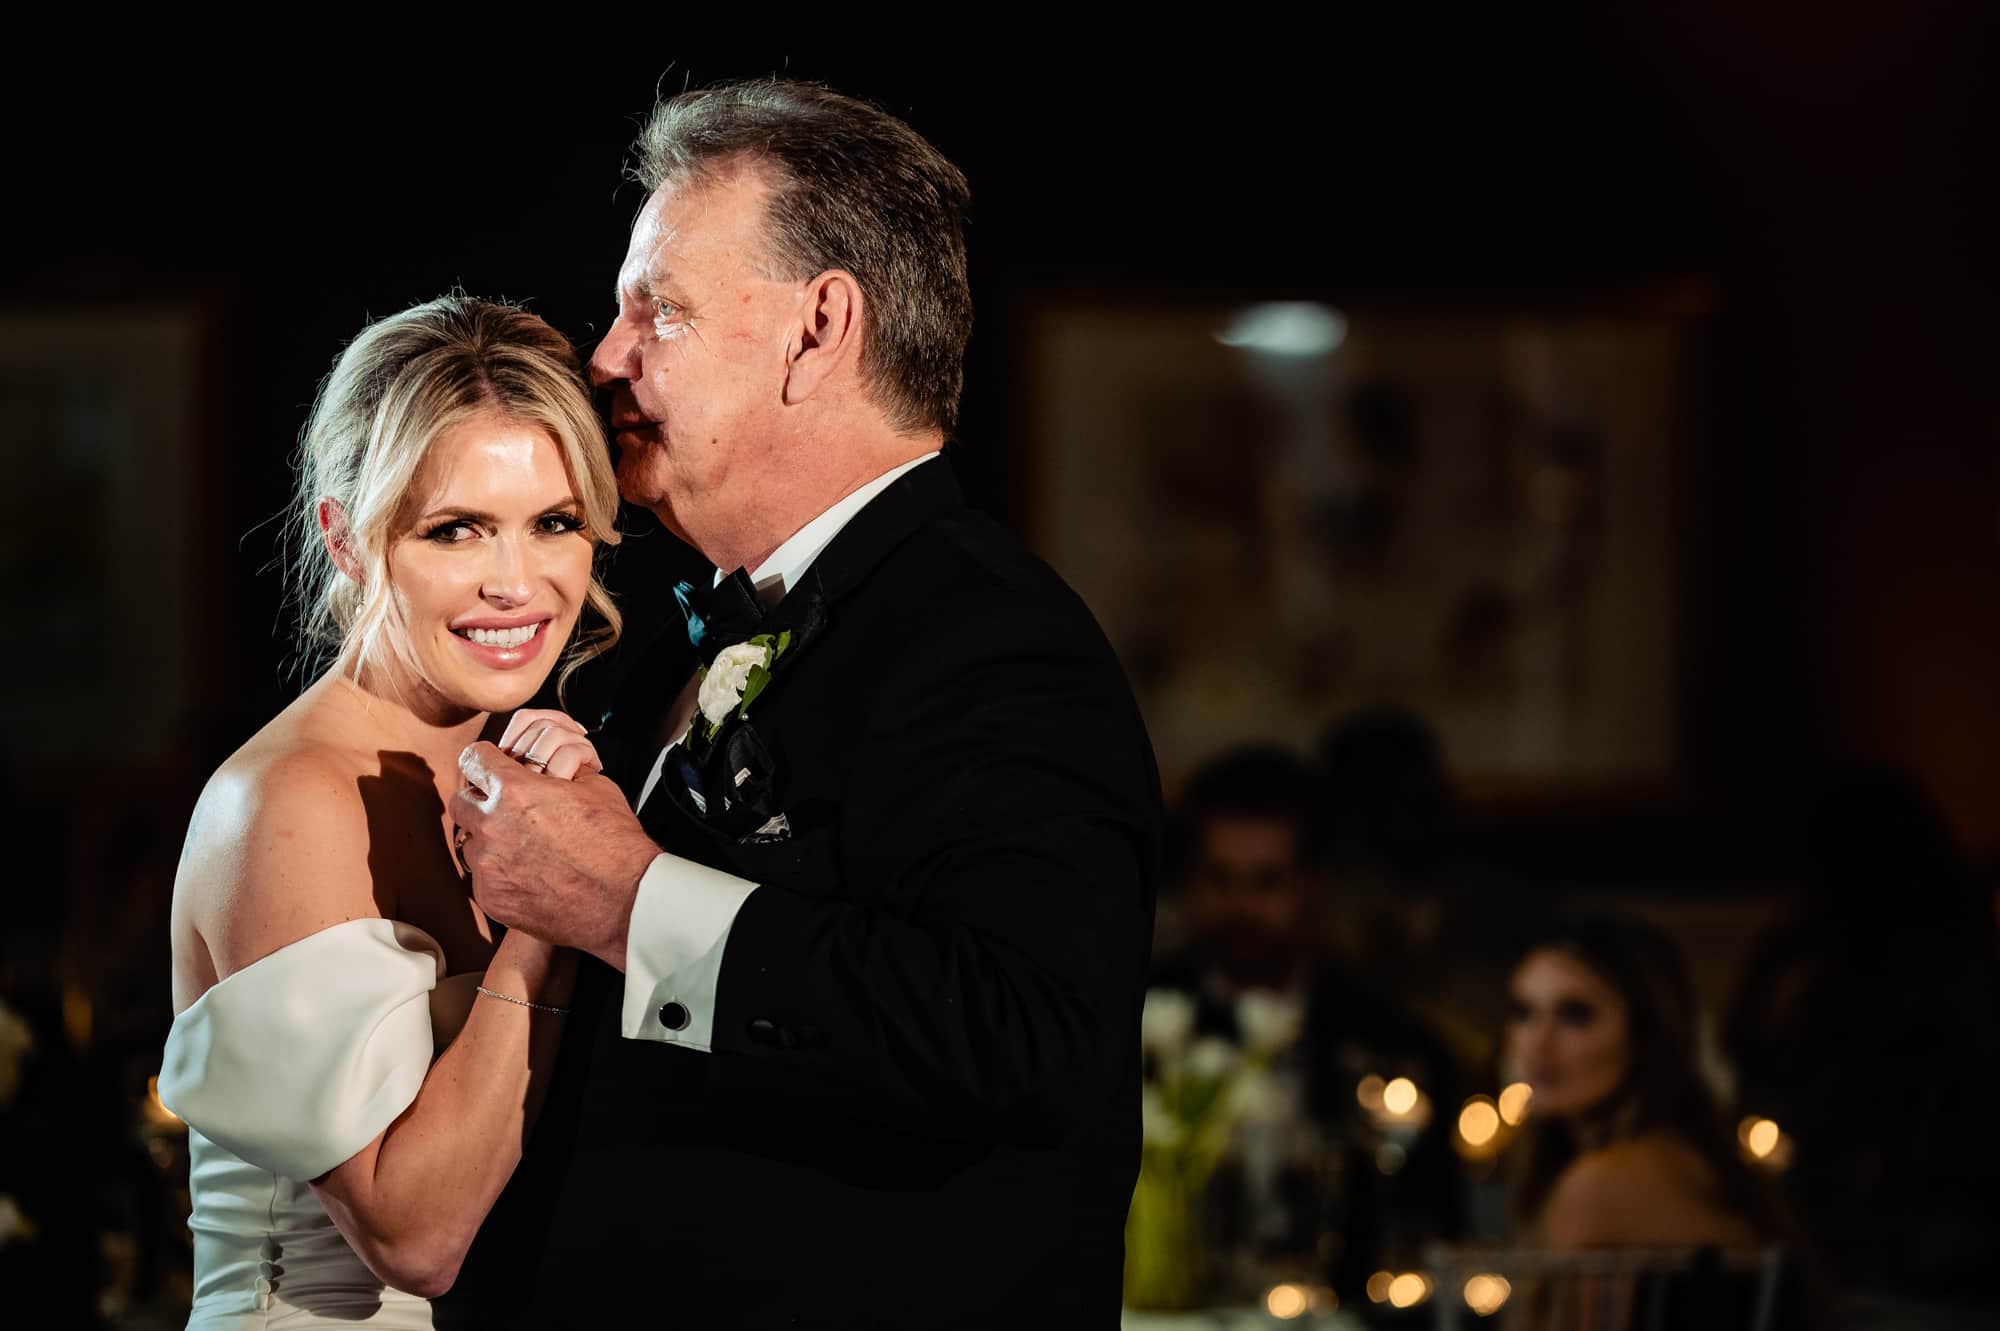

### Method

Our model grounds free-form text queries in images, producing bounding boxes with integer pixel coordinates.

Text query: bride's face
[385,411,594,716]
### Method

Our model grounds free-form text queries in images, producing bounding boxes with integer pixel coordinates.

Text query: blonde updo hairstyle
[288,295,621,697]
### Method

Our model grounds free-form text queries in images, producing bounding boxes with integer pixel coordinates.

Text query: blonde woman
[158,296,622,1329]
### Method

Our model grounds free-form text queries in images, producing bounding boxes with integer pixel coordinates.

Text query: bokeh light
[1356,1074,1387,1111]
[1464,1273,1512,1316]
[1388,1273,1431,1308]
[1383,1077,1419,1115]
[1498,1082,1533,1125]
[1458,1097,1501,1147]
[1738,1115,1794,1170]
[1367,1271,1395,1304]
[1265,1283,1309,1319]
[1741,1116,1780,1159]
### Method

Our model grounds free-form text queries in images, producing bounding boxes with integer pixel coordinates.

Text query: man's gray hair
[633,78,973,437]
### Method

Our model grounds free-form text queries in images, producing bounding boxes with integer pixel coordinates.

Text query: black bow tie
[674,568,828,668]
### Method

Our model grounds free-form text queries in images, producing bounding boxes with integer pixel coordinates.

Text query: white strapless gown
[158,919,481,1329]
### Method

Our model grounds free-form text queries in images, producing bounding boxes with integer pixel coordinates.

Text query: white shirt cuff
[619,852,758,1051]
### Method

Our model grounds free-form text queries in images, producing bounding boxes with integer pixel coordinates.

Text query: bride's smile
[448,614,553,670]
[383,413,595,715]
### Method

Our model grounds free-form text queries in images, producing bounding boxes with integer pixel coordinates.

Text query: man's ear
[318,498,364,583]
[783,270,863,406]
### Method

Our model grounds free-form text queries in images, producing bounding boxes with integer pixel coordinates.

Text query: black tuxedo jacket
[452,459,1160,1329]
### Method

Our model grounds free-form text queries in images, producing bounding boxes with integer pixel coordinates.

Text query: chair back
[1425,1243,1785,1331]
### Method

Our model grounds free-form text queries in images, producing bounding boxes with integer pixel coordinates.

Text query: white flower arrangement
[1185,1036,1241,1082]
[1133,986,1305,1165]
[1140,989,1196,1060]
[1127,985,1308,1310]
[1235,990,1305,1056]
[1226,1064,1287,1125]
[1140,1085,1185,1149]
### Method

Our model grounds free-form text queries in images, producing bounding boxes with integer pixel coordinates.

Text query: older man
[447,80,1160,1328]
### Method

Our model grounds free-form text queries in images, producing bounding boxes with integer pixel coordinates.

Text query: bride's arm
[189,751,575,1298]
[309,928,574,1298]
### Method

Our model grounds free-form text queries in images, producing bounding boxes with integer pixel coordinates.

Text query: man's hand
[451,741,661,970]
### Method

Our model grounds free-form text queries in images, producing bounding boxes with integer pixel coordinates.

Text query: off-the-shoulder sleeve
[159,918,444,1181]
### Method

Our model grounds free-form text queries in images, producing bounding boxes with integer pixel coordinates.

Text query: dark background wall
[4,4,1993,865]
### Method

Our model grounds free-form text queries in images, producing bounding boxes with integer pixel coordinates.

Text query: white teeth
[461,623,540,648]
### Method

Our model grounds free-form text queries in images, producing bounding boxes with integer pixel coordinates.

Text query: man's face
[590,163,803,556]
[1184,816,1315,989]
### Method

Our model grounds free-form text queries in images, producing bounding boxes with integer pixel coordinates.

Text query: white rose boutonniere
[691,630,793,745]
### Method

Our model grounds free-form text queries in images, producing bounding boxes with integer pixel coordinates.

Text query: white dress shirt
[621,452,940,1050]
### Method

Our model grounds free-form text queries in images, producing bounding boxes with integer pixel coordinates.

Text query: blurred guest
[1726,765,2000,1328]
[1319,707,1459,909]
[1151,745,1465,1300]
[1506,913,1823,1327]
[1507,913,1777,1245]
[1316,706,1518,1052]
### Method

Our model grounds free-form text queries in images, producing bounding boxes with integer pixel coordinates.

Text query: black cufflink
[658,1001,690,1031]
[747,1018,777,1045]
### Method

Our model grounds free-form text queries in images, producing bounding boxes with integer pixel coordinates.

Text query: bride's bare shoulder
[175,701,384,978]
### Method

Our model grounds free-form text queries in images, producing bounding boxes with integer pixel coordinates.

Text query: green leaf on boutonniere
[738,662,773,717]
[744,630,793,664]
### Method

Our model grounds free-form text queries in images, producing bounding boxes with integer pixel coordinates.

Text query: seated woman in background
[1505,911,1776,1248]
[1502,913,1825,1329]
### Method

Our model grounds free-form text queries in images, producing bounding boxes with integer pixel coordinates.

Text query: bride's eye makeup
[535,509,586,536]
[418,509,586,543]
[421,517,478,543]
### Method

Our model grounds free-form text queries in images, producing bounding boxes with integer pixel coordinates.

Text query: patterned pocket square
[743,812,792,843]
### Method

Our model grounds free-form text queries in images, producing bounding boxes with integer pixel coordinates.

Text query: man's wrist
[591,838,661,972]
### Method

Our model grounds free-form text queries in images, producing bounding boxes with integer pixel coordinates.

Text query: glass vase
[1124,1153,1208,1311]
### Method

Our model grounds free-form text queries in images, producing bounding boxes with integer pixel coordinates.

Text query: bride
[159,295,622,1328]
